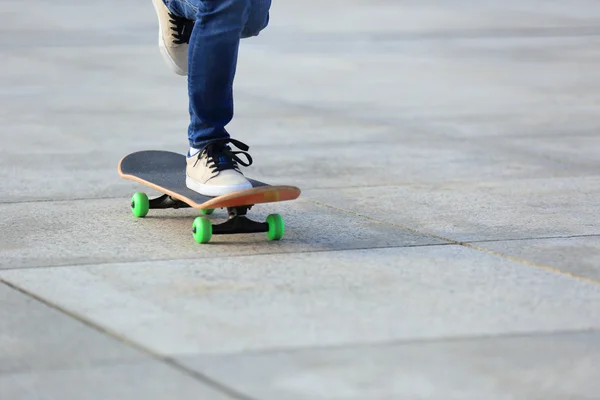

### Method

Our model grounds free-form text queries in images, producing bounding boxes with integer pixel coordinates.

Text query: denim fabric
[163,0,271,147]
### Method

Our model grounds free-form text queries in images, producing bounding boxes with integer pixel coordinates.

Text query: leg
[184,0,272,197]
[158,0,271,145]
[188,0,271,145]
[187,0,266,147]
[156,0,271,196]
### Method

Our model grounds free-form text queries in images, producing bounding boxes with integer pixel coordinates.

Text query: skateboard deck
[118,150,301,243]
[118,150,300,209]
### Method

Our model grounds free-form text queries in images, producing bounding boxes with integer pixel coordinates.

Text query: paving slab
[237,30,600,127]
[0,283,143,373]
[246,136,591,190]
[266,0,600,35]
[485,133,600,169]
[0,197,441,270]
[1,246,599,357]
[179,330,600,400]
[0,361,236,400]
[479,236,600,282]
[305,177,600,242]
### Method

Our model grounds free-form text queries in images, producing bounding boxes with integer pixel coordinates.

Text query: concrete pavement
[1,0,600,399]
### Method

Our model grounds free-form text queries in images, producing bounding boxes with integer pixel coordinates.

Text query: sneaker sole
[186,176,253,197]
[152,0,188,76]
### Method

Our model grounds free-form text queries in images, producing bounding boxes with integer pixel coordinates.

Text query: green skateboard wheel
[266,214,285,241]
[200,208,215,215]
[192,216,212,244]
[131,192,149,218]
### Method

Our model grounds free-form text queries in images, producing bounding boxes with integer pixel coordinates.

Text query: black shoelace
[193,138,253,174]
[169,12,194,44]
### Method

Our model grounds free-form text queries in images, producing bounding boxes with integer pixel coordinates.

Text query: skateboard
[118,150,301,243]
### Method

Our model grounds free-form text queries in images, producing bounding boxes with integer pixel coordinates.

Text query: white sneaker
[186,139,254,196]
[151,0,193,76]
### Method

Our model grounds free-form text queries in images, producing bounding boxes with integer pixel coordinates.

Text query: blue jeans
[162,0,271,148]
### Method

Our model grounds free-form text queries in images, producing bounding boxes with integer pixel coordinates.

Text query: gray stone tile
[495,134,600,169]
[0,1,156,60]
[180,330,600,400]
[247,137,588,190]
[236,42,531,122]
[267,0,600,35]
[0,361,236,400]
[1,246,599,356]
[0,283,143,373]
[479,236,600,282]
[236,2,600,154]
[304,177,600,242]
[408,34,600,142]
[236,31,600,124]
[0,197,440,269]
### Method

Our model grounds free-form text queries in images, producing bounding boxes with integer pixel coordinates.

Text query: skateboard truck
[133,193,284,244]
[208,206,269,235]
[147,194,191,210]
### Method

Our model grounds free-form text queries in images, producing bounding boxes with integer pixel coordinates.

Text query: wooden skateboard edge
[117,155,301,210]
[202,185,301,209]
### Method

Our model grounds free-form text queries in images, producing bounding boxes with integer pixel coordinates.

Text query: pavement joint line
[1,194,598,274]
[0,242,456,272]
[467,233,600,244]
[307,199,600,287]
[169,327,600,359]
[0,196,121,205]
[3,277,599,376]
[461,242,600,286]
[3,181,600,207]
[269,25,600,41]
[0,279,259,400]
[1,357,154,377]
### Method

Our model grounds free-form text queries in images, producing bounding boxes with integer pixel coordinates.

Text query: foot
[151,0,194,76]
[186,139,254,196]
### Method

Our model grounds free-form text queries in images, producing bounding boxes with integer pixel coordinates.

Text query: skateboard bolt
[192,227,197,234]
[131,201,135,208]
